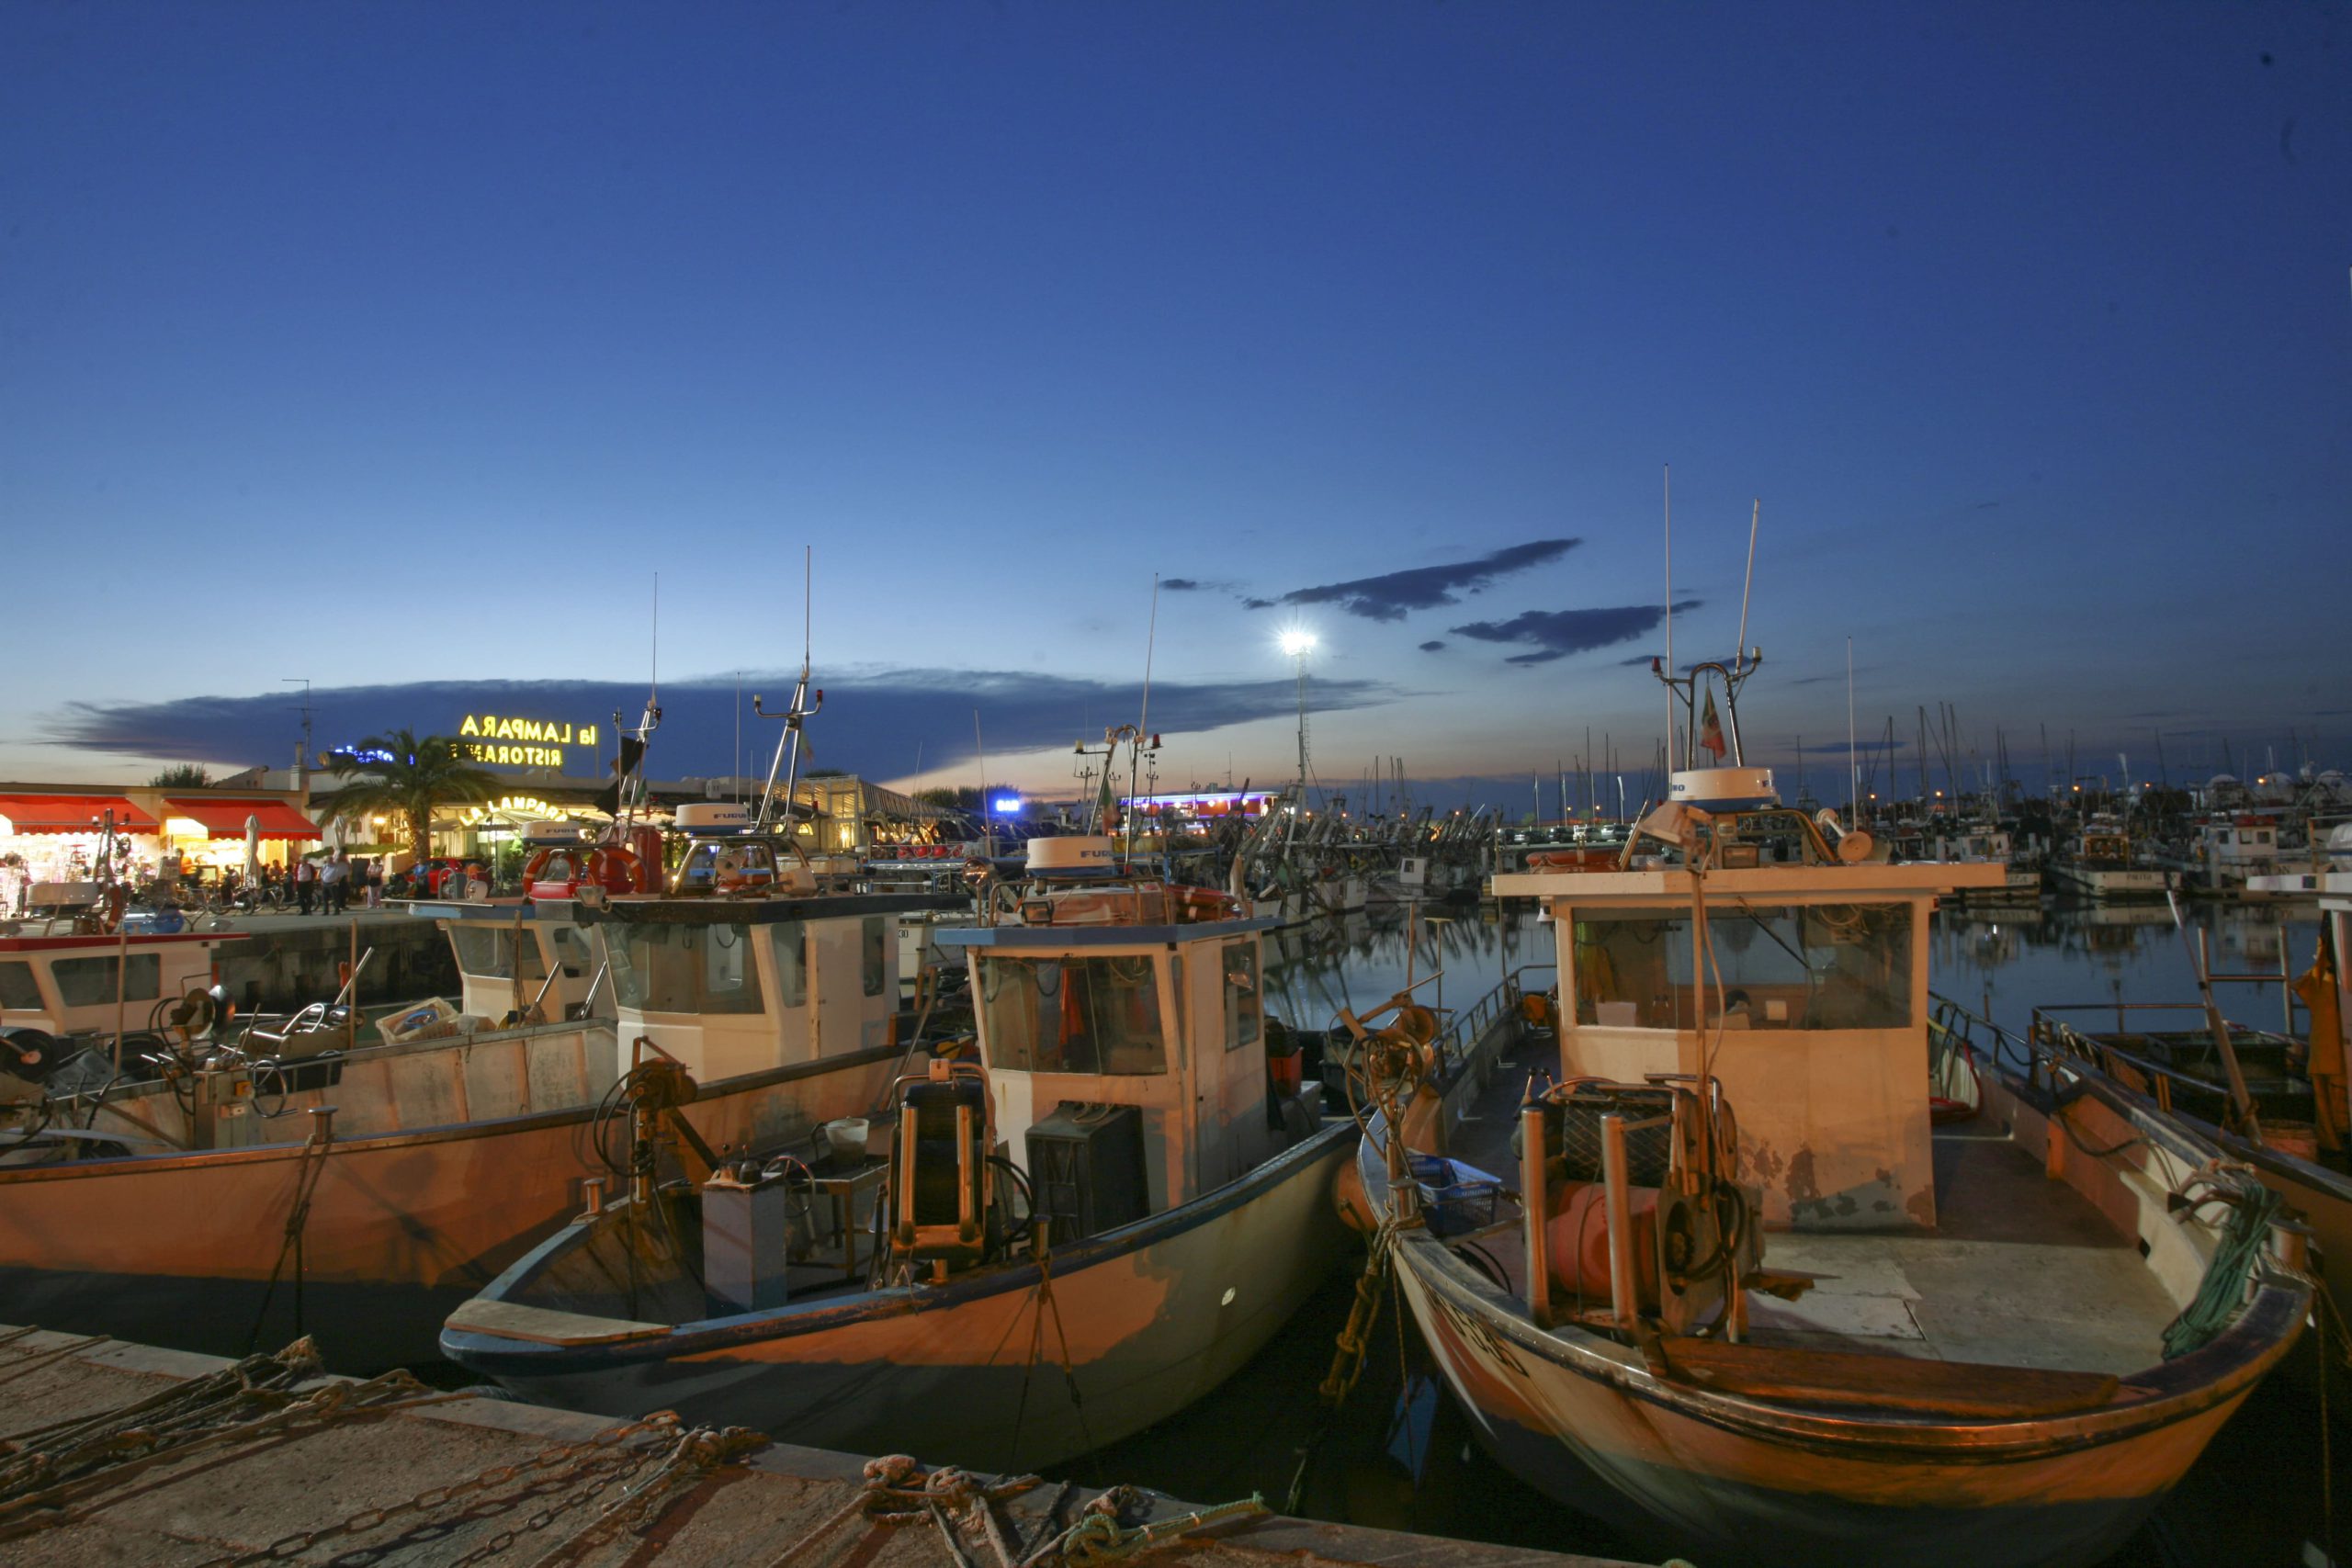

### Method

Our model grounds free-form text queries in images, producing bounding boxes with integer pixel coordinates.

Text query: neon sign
[457,715,599,770]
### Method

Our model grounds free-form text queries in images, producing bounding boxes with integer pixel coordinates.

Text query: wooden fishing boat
[0,679,955,1368]
[441,829,1353,1472]
[1356,654,2310,1568]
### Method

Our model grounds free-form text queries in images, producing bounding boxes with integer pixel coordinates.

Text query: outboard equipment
[1529,1076,1759,1338]
[889,1057,993,1276]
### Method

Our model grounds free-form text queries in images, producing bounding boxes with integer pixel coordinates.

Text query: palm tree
[321,729,503,871]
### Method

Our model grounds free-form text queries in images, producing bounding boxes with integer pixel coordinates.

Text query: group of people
[268,851,385,914]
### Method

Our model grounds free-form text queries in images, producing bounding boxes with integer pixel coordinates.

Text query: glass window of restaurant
[1572,903,1911,1031]
[979,953,1169,1075]
[609,922,764,1014]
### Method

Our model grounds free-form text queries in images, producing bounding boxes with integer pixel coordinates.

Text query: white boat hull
[2049,863,2174,899]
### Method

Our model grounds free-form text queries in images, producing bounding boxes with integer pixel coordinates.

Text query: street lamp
[1278,629,1316,809]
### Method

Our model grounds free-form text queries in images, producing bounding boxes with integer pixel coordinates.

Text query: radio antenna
[1662,465,1674,773]
[749,550,823,834]
[1736,498,1758,667]
[1138,573,1160,740]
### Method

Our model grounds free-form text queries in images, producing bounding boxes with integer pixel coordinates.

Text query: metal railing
[2025,1002,2299,1122]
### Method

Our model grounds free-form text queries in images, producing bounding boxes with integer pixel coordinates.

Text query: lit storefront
[158,796,322,873]
[0,787,318,902]
[0,795,161,889]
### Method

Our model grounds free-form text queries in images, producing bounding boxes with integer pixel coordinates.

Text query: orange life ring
[585,847,639,894]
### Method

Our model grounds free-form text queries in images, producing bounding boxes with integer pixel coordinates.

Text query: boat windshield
[1572,902,1912,1031]
[978,953,1170,1075]
[672,840,779,896]
[609,922,764,1014]
[52,953,163,1008]
[449,926,550,983]
[0,960,43,1010]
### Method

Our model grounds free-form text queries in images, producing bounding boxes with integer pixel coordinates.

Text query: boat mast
[752,549,822,838]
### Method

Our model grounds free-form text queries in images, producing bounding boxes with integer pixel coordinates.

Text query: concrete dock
[0,1327,1653,1568]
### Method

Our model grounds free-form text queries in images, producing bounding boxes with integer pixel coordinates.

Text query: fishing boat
[2049,820,2175,900]
[1932,821,2042,904]
[0,674,956,1368]
[440,819,1354,1472]
[1357,650,2309,1568]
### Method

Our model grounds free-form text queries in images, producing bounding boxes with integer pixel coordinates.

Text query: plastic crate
[1425,1179,1503,1237]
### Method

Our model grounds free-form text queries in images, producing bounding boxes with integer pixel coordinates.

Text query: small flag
[1699,690,1727,760]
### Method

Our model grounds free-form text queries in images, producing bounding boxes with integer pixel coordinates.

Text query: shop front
[0,795,161,909]
[158,795,322,876]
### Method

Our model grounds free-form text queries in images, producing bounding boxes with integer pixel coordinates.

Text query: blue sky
[5,3,2346,807]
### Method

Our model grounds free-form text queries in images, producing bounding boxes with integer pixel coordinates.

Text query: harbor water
[1075,898,2337,1568]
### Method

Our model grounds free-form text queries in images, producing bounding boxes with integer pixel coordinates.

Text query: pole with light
[1279,628,1316,815]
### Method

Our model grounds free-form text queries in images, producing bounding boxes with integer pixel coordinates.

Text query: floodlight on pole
[1279,628,1317,808]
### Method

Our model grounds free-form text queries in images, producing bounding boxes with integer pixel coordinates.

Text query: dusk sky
[6,4,2346,810]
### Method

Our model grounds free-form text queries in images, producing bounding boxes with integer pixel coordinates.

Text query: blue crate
[1424,1179,1503,1237]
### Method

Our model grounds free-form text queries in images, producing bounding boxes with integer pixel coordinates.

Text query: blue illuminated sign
[990,795,1023,815]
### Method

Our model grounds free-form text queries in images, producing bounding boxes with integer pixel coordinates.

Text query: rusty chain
[203,1411,689,1566]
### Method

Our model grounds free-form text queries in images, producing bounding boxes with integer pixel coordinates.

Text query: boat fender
[1333,1158,1376,1234]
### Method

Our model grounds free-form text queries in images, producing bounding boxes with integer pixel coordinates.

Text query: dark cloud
[1241,596,1275,610]
[1160,578,1202,592]
[1418,640,1446,653]
[43,669,1396,779]
[1453,599,1700,666]
[1257,539,1579,623]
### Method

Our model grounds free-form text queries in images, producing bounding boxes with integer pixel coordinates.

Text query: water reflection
[1261,905,1549,1041]
[1932,898,2317,1041]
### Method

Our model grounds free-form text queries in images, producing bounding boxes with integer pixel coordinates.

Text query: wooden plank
[442,1299,671,1346]
[1659,1336,2122,1418]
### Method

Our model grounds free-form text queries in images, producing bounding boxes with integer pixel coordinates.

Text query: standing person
[295,856,317,915]
[322,850,350,914]
[366,859,384,908]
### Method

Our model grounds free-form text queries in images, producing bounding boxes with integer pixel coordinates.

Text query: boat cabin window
[1573,903,1912,1031]
[1224,942,1261,1051]
[672,840,777,896]
[767,922,808,1008]
[448,927,549,983]
[0,961,41,1010]
[609,922,764,1014]
[52,953,162,1008]
[549,925,592,975]
[978,954,1169,1076]
[863,917,887,998]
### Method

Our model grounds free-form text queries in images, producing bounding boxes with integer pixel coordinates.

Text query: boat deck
[1440,1033,2182,1376]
